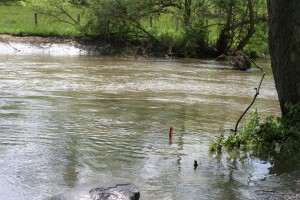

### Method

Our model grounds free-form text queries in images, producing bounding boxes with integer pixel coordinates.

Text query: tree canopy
[23,0,268,58]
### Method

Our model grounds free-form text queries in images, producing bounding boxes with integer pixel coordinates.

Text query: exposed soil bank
[0,34,155,57]
[0,34,131,56]
[0,34,76,44]
[0,34,219,58]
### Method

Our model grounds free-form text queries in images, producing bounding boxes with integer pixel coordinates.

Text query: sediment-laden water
[0,53,299,199]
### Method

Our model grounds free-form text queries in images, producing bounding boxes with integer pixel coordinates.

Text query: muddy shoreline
[0,34,76,44]
[0,34,116,56]
[0,34,154,57]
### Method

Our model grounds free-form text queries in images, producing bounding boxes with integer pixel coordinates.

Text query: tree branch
[237,0,255,50]
[233,55,265,135]
[32,5,80,30]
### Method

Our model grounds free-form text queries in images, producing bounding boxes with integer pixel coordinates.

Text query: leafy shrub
[155,25,208,57]
[210,104,300,160]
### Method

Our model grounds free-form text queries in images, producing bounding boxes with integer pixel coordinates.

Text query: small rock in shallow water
[194,160,198,168]
[48,183,140,200]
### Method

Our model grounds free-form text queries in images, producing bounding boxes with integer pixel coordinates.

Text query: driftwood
[216,50,251,71]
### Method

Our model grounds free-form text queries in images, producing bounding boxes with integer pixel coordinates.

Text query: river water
[0,54,299,199]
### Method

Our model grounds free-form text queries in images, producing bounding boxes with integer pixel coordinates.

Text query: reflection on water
[0,55,297,200]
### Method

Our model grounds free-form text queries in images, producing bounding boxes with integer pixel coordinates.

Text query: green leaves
[210,104,300,171]
[17,0,268,56]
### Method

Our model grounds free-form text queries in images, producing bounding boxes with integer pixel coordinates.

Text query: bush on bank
[210,104,300,172]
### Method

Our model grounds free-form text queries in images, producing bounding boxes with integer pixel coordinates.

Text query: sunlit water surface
[0,54,299,199]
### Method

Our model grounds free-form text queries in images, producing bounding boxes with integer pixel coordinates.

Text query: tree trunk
[183,0,192,27]
[237,0,255,50]
[216,0,233,55]
[268,1,300,117]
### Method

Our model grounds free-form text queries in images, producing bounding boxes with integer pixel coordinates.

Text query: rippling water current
[0,54,298,199]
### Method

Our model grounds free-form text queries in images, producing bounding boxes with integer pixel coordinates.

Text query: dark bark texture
[216,0,233,55]
[268,0,300,116]
[237,0,255,50]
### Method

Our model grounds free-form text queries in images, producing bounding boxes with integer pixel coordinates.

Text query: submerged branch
[233,56,265,135]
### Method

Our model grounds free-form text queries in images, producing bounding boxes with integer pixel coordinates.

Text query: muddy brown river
[0,53,299,199]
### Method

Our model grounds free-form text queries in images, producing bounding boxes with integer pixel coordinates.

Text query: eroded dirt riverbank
[0,34,125,56]
[0,34,75,44]
[0,34,151,57]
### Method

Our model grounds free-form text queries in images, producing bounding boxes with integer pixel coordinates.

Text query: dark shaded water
[0,54,299,199]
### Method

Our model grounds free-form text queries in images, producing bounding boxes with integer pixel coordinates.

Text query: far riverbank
[0,34,124,56]
[0,34,179,58]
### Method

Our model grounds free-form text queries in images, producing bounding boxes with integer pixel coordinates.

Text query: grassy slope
[0,3,84,36]
[0,3,185,37]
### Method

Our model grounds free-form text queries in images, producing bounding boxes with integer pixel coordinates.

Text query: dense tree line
[24,0,268,58]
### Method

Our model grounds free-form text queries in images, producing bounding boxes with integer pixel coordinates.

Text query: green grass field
[0,3,186,37]
[0,3,85,36]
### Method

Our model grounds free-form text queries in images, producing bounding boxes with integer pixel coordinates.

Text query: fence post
[77,14,80,24]
[150,16,153,28]
[34,13,38,27]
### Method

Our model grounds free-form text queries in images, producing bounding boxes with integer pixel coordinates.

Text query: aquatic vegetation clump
[210,104,300,165]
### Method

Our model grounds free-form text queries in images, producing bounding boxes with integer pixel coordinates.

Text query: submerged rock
[48,183,140,200]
